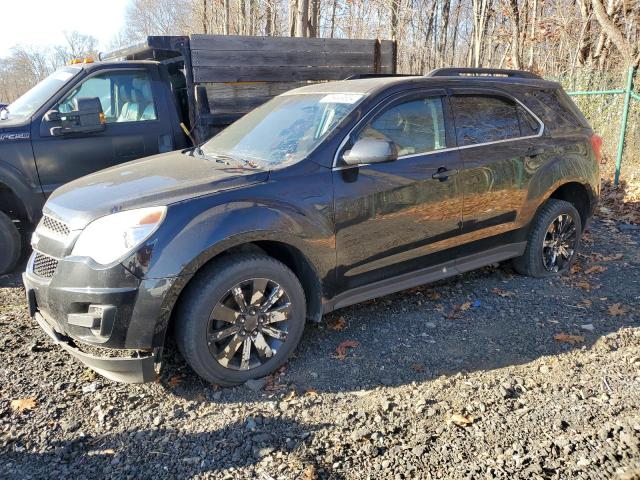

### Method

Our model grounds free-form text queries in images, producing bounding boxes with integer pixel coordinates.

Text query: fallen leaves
[303,464,318,480]
[282,390,297,402]
[327,316,347,331]
[449,413,475,427]
[304,388,319,397]
[334,340,359,360]
[554,333,585,345]
[492,288,515,297]
[585,265,607,275]
[168,375,184,387]
[11,398,36,413]
[410,362,426,373]
[608,303,630,316]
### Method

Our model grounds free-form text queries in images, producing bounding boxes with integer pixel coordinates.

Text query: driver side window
[358,96,446,157]
[58,71,157,123]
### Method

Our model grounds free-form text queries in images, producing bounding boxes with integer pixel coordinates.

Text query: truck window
[358,97,446,157]
[451,94,521,146]
[58,71,157,123]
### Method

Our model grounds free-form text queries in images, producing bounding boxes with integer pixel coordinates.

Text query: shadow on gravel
[2,418,337,478]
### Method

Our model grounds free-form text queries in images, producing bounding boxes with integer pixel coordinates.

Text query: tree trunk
[391,0,401,40]
[591,0,639,67]
[224,0,230,35]
[330,0,338,38]
[295,0,309,36]
[438,0,451,67]
[505,0,521,69]
[266,0,273,35]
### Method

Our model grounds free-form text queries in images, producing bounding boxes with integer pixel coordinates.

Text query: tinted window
[358,97,446,156]
[451,95,521,146]
[517,104,540,136]
[520,89,581,133]
[59,71,157,123]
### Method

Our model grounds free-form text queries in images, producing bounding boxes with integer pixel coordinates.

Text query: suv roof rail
[345,73,416,80]
[427,68,542,80]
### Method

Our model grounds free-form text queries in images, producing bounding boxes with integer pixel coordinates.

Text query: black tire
[0,211,21,275]
[512,199,582,278]
[174,254,306,386]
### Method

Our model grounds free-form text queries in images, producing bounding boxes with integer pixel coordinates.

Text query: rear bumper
[33,309,157,383]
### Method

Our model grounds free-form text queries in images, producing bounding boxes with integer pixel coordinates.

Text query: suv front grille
[41,215,70,238]
[33,253,59,278]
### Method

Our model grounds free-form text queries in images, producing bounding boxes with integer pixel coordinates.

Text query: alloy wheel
[542,213,577,272]
[207,278,291,371]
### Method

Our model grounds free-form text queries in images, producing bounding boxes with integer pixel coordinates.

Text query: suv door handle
[526,147,545,157]
[432,167,459,181]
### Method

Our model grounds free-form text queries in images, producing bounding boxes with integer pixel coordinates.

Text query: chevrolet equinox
[23,68,601,385]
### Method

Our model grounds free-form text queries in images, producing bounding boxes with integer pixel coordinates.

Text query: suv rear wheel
[0,211,21,275]
[175,254,306,386]
[513,199,582,278]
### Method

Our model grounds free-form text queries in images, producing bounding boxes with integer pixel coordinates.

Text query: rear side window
[451,95,521,146]
[520,89,583,133]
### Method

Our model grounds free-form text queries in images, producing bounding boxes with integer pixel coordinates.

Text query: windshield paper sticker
[319,93,363,104]
[0,132,30,142]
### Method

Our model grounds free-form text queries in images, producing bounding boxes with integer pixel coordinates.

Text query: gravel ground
[1,218,639,479]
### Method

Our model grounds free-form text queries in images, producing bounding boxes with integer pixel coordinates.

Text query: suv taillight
[591,134,603,164]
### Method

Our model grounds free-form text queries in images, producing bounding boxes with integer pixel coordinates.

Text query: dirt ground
[0,218,639,479]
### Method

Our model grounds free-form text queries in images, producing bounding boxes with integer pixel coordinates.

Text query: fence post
[614,66,635,186]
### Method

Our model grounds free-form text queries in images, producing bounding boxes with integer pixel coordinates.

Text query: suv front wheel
[513,199,582,278]
[175,254,306,386]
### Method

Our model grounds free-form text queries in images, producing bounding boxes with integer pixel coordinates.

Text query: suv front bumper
[22,251,174,383]
[32,307,157,383]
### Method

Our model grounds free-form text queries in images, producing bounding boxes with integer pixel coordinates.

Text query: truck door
[31,67,174,196]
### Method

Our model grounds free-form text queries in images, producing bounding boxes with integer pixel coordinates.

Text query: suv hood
[44,150,269,229]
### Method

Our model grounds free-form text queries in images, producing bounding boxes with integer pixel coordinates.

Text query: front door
[333,90,463,292]
[31,67,171,196]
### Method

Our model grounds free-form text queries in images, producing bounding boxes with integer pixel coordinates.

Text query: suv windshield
[201,92,364,168]
[2,67,81,120]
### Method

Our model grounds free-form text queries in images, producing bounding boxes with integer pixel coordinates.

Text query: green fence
[566,66,639,186]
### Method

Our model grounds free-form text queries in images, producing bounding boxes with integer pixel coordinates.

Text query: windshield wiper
[203,151,261,169]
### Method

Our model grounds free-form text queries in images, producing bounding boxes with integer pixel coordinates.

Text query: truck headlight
[71,206,167,265]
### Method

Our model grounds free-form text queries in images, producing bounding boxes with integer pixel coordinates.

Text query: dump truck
[0,34,396,273]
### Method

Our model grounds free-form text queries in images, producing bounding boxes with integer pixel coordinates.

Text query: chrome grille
[41,215,70,237]
[33,253,59,278]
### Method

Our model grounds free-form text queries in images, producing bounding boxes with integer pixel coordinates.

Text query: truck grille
[33,253,59,278]
[41,215,70,238]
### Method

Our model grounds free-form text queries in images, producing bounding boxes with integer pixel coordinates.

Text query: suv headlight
[71,206,167,265]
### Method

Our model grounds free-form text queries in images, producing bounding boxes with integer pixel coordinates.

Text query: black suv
[23,68,600,385]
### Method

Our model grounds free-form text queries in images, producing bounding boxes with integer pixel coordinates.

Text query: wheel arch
[548,181,592,227]
[152,237,324,349]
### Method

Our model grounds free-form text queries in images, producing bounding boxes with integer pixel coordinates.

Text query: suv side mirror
[342,138,398,166]
[49,97,106,136]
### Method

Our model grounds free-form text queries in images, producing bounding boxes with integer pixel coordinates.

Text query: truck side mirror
[50,97,106,136]
[342,138,399,166]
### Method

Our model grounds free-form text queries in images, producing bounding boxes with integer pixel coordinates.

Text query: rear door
[31,66,174,196]
[450,89,543,250]
[333,89,464,291]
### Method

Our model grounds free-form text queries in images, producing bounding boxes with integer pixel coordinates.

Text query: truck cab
[0,60,190,273]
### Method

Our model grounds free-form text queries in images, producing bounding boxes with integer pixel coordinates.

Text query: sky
[0,0,130,57]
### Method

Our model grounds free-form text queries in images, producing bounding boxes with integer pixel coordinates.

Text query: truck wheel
[174,254,306,386]
[512,199,582,278]
[0,211,21,274]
